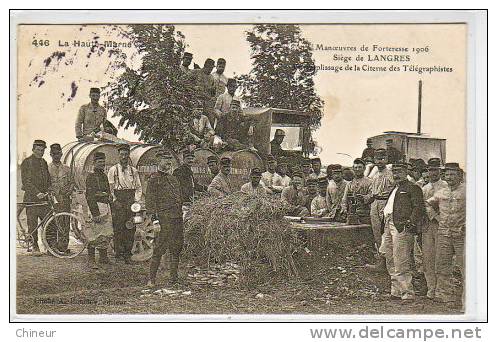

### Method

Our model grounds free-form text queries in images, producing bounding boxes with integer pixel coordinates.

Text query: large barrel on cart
[62,141,120,190]
[129,144,179,195]
[191,148,218,187]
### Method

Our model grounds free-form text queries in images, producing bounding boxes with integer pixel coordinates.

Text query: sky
[16,24,466,167]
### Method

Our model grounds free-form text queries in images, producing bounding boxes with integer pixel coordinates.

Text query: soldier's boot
[87,247,99,270]
[168,259,179,285]
[147,257,160,288]
[365,256,387,273]
[98,248,110,265]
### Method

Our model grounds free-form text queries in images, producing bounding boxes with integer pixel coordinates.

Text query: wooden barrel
[129,144,179,195]
[191,148,218,187]
[220,150,264,191]
[61,141,120,190]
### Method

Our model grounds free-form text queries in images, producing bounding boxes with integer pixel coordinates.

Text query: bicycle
[16,192,88,258]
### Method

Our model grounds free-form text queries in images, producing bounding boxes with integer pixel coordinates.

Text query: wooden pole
[417,80,422,134]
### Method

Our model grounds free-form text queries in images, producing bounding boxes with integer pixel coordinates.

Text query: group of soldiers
[180,53,256,151]
[20,51,465,305]
[20,141,143,267]
[229,139,465,309]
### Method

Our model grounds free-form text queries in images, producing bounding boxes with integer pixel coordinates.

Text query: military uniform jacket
[85,170,111,217]
[173,164,207,203]
[75,103,106,138]
[20,155,51,202]
[207,172,233,197]
[145,172,183,219]
[390,179,427,233]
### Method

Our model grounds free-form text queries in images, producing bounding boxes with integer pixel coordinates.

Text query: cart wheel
[130,215,156,262]
[42,212,88,258]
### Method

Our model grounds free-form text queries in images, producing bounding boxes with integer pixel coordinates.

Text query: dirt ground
[15,245,462,316]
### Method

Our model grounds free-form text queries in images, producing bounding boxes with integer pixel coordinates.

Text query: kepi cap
[50,143,62,153]
[33,139,47,148]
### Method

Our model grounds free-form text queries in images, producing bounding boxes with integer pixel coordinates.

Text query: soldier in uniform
[261,154,283,193]
[179,52,193,74]
[421,158,448,299]
[240,168,272,195]
[309,157,326,179]
[146,151,184,287]
[85,152,113,269]
[362,138,375,160]
[75,88,107,140]
[281,173,309,217]
[427,163,465,310]
[207,155,220,182]
[325,164,349,222]
[270,129,288,158]
[311,177,329,217]
[207,157,234,197]
[173,150,207,204]
[386,138,403,164]
[211,58,228,97]
[341,158,373,224]
[20,140,51,256]
[275,158,292,188]
[108,144,142,264]
[46,143,74,254]
[363,148,396,272]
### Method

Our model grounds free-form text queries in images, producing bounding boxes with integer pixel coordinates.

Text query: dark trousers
[111,190,135,259]
[26,204,49,251]
[149,215,184,282]
[45,199,71,252]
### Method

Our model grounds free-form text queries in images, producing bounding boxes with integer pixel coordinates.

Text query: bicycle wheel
[42,212,88,258]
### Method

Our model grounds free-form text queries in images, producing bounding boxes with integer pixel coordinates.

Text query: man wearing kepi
[85,152,113,270]
[427,163,465,309]
[75,87,106,140]
[241,168,272,196]
[47,143,74,254]
[20,139,51,256]
[382,162,426,301]
[208,156,234,197]
[421,158,448,299]
[341,158,373,224]
[363,148,395,272]
[173,150,207,204]
[108,144,142,264]
[146,151,184,287]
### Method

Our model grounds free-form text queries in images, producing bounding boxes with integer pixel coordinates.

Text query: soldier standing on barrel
[146,151,184,287]
[108,144,142,264]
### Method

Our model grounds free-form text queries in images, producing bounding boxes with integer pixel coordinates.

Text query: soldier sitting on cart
[75,88,106,141]
[189,106,215,148]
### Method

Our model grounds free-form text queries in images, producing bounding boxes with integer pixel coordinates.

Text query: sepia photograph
[9,10,486,322]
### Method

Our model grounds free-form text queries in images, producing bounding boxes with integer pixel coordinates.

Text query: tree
[237,24,323,129]
[106,24,201,153]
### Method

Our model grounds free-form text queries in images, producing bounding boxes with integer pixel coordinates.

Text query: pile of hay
[184,193,304,285]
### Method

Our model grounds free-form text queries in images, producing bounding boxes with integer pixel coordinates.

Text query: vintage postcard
[10,10,486,322]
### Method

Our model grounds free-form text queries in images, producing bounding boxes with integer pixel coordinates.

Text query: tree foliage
[237,24,324,129]
[106,25,200,152]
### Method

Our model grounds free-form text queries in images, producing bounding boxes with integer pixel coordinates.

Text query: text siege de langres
[312,43,453,74]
